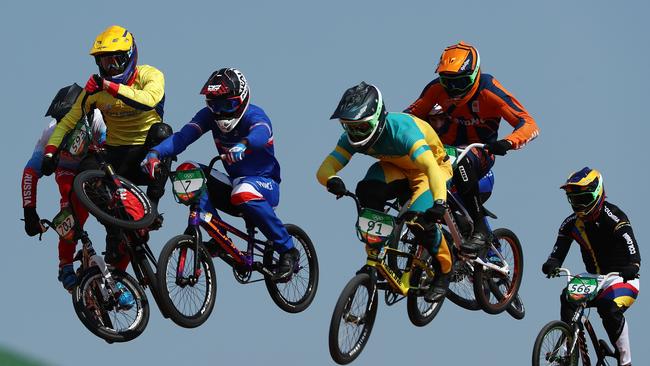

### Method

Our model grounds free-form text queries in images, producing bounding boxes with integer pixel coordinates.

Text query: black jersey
[549,201,641,274]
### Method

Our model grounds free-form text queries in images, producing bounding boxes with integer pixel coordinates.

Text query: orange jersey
[405,73,539,149]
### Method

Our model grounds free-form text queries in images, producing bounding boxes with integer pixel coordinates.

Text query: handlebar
[454,143,486,163]
[552,267,640,283]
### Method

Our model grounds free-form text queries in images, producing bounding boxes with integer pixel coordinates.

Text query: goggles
[206,96,243,114]
[96,53,129,75]
[439,73,475,92]
[340,118,373,137]
[566,191,598,207]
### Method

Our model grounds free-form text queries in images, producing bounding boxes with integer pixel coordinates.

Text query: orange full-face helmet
[436,41,480,98]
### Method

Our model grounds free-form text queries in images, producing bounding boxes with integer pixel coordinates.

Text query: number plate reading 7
[173,178,205,195]
[357,209,394,238]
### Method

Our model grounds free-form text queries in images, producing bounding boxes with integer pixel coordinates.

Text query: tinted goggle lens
[439,74,473,91]
[341,120,372,136]
[206,97,242,114]
[566,191,597,207]
[97,54,128,73]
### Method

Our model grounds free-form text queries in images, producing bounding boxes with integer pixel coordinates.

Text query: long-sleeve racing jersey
[405,73,539,149]
[46,65,164,150]
[549,201,641,274]
[317,112,452,201]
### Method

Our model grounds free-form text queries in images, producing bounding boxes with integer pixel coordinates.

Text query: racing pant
[198,165,294,253]
[452,147,495,235]
[560,276,639,365]
[355,161,452,275]
[55,169,89,268]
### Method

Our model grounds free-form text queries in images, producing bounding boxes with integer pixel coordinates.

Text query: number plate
[171,168,207,205]
[53,208,76,241]
[444,145,459,166]
[65,118,92,156]
[566,276,599,302]
[356,208,395,246]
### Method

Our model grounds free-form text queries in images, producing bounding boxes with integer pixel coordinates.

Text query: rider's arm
[108,65,165,111]
[45,91,92,153]
[611,211,642,266]
[243,121,272,150]
[548,216,576,263]
[151,110,210,158]
[316,136,355,186]
[22,121,56,207]
[411,144,448,201]
[404,79,444,119]
[483,77,539,150]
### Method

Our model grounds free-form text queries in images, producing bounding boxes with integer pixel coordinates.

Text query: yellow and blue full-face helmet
[561,167,605,220]
[89,25,138,84]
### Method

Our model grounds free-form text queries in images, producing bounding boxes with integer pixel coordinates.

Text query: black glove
[41,153,58,176]
[620,264,640,282]
[484,139,512,156]
[542,257,561,277]
[23,207,42,237]
[425,200,447,222]
[326,176,347,197]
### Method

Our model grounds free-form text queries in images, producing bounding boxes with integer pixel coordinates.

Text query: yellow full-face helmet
[89,25,138,84]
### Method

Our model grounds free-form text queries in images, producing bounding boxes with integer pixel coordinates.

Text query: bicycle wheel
[406,251,444,327]
[72,267,149,343]
[473,228,523,314]
[264,224,319,313]
[532,320,579,366]
[73,170,156,230]
[328,273,378,365]
[505,292,526,320]
[446,247,481,311]
[157,235,217,328]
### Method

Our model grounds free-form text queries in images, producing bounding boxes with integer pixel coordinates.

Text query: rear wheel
[406,250,444,327]
[505,292,526,320]
[73,170,156,230]
[532,320,579,366]
[73,267,149,343]
[157,235,217,328]
[473,228,523,314]
[264,224,319,313]
[328,273,378,365]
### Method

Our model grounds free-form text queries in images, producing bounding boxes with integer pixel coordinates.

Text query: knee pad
[144,123,173,149]
[355,180,388,211]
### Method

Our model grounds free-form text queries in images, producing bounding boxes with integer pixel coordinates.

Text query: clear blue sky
[2,1,648,365]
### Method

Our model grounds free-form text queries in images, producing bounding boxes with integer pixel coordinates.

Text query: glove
[23,207,43,236]
[620,264,640,282]
[84,74,105,95]
[326,176,346,197]
[484,139,512,156]
[41,153,58,176]
[542,257,562,277]
[425,200,447,222]
[140,151,161,180]
[223,143,247,165]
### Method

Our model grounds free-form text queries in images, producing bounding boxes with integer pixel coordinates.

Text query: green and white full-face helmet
[330,82,387,150]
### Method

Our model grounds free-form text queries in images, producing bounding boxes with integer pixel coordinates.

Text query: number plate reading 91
[357,209,394,238]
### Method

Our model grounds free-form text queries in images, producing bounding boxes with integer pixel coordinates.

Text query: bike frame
[179,155,278,280]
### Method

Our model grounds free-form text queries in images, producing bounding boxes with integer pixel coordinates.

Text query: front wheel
[73,170,156,230]
[473,228,523,314]
[505,293,526,320]
[264,224,319,313]
[532,320,579,366]
[72,267,149,343]
[406,250,444,327]
[157,235,217,328]
[328,273,378,365]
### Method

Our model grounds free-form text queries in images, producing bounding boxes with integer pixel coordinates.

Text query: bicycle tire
[505,292,526,320]
[406,251,444,327]
[532,320,579,366]
[473,228,523,314]
[156,235,217,328]
[264,224,319,313]
[132,248,171,319]
[446,240,481,311]
[328,273,378,365]
[73,170,157,230]
[72,267,149,343]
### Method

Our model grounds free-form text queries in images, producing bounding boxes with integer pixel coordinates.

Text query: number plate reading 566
[357,209,394,238]
[567,277,598,302]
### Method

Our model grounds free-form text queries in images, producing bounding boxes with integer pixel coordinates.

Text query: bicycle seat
[483,207,497,219]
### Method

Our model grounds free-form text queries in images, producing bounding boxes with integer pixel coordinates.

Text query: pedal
[598,339,616,357]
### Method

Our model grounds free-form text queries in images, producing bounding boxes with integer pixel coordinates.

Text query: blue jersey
[154,104,281,182]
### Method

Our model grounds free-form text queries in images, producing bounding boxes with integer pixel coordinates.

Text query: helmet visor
[439,73,474,92]
[566,191,598,207]
[206,96,243,115]
[96,53,129,76]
